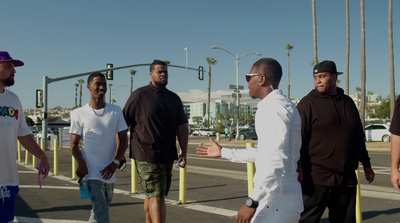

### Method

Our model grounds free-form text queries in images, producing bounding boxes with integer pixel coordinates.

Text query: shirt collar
[148,82,165,94]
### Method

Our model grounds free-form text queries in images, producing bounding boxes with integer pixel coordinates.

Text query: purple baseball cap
[0,51,24,67]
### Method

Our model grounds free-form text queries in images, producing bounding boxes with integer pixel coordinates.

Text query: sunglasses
[245,73,275,90]
[245,73,263,82]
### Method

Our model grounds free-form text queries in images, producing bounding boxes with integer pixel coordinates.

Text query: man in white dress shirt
[196,58,303,223]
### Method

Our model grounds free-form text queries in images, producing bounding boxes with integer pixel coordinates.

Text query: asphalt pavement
[13,137,400,223]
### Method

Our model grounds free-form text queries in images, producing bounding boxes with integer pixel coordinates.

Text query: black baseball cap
[313,60,343,75]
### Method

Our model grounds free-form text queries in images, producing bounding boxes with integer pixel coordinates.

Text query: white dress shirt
[221,89,303,213]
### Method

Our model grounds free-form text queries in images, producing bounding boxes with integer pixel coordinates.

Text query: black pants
[299,185,356,223]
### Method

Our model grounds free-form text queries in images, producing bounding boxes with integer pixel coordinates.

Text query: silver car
[365,124,391,142]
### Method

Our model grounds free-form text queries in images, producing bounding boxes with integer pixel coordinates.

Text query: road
[14,136,400,222]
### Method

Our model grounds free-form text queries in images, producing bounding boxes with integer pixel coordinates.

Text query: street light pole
[211,46,261,140]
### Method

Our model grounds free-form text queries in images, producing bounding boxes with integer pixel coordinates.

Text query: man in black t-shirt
[123,60,188,223]
[389,95,400,192]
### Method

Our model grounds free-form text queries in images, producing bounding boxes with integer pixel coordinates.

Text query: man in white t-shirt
[0,51,50,222]
[70,72,128,223]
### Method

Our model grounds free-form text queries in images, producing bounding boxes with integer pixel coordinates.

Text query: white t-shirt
[69,103,127,183]
[0,90,31,186]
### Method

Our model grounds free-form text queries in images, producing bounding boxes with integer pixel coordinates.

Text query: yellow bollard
[131,159,137,193]
[53,138,59,176]
[17,141,21,162]
[40,138,45,151]
[32,138,43,168]
[355,168,362,223]
[247,163,255,196]
[246,143,255,196]
[24,149,29,165]
[72,156,78,180]
[32,153,36,168]
[179,165,187,204]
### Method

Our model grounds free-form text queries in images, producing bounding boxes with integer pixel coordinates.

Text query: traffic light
[106,63,113,80]
[36,89,43,108]
[198,66,204,80]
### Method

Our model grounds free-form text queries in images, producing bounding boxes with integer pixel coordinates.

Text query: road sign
[230,85,244,90]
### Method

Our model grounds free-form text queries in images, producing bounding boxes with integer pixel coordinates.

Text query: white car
[36,131,57,140]
[191,128,216,137]
[365,124,391,142]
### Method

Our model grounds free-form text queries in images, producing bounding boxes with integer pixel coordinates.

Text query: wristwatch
[112,159,120,165]
[245,198,258,208]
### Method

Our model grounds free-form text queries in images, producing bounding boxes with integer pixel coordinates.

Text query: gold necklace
[90,103,106,116]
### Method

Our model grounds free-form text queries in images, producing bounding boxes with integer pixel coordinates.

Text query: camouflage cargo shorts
[135,160,173,198]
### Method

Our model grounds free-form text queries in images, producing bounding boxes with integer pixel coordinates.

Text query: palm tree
[224,114,230,122]
[130,69,137,93]
[78,79,85,107]
[345,0,350,95]
[244,114,253,125]
[192,116,198,124]
[360,0,366,127]
[74,83,79,108]
[366,91,374,118]
[356,86,362,110]
[217,113,224,122]
[285,44,293,99]
[312,0,318,65]
[206,57,217,128]
[389,0,395,118]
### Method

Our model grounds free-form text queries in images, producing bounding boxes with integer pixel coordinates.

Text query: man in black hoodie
[297,60,375,223]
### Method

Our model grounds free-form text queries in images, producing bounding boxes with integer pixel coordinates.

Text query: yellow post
[355,168,362,223]
[24,149,29,165]
[179,165,187,204]
[246,143,255,196]
[53,138,59,176]
[247,163,255,196]
[32,153,36,168]
[41,138,45,151]
[131,159,137,193]
[17,141,22,162]
[72,156,78,180]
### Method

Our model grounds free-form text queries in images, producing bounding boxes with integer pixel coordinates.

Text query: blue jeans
[87,180,114,223]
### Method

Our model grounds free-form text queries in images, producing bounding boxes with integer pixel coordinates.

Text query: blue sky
[1,0,399,109]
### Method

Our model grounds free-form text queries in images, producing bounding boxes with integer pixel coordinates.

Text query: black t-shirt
[390,95,400,135]
[123,83,187,163]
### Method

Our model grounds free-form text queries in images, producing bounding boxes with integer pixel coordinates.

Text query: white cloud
[177,89,249,102]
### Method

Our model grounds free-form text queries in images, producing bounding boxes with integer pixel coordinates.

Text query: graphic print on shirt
[0,106,19,120]
[0,186,11,199]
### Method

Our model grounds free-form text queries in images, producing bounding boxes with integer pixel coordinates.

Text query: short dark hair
[150,60,167,72]
[87,72,106,84]
[253,58,282,89]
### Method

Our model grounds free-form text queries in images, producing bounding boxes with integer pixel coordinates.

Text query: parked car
[30,129,39,137]
[191,128,216,137]
[36,130,57,140]
[237,125,257,140]
[365,124,391,142]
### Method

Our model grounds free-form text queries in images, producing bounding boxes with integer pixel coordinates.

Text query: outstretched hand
[196,138,222,158]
